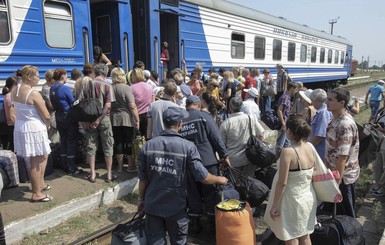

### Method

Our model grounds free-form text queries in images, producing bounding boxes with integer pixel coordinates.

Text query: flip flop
[42,184,52,191]
[31,195,52,203]
[87,176,96,183]
[105,174,118,183]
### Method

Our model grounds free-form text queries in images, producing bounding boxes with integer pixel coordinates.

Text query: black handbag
[246,116,277,168]
[111,211,147,245]
[72,80,102,122]
[224,167,269,208]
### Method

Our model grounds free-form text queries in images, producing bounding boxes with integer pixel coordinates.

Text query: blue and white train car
[179,0,353,88]
[0,0,352,90]
[0,0,134,87]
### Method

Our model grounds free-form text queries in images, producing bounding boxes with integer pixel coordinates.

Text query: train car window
[340,51,345,64]
[311,46,317,63]
[272,39,282,61]
[0,0,11,43]
[160,0,178,7]
[300,44,307,62]
[288,42,296,61]
[44,1,74,48]
[320,48,325,63]
[231,33,245,59]
[254,36,265,59]
[334,50,339,64]
[327,49,332,63]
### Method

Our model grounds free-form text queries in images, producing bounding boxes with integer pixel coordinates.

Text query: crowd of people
[1,54,385,244]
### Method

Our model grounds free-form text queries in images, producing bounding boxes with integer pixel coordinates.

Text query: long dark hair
[2,76,18,95]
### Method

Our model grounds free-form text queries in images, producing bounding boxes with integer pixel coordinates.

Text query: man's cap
[163,106,189,124]
[243,87,259,98]
[276,64,283,68]
[378,80,385,85]
[186,95,201,104]
[179,84,192,97]
[299,89,313,104]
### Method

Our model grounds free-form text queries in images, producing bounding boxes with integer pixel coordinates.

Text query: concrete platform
[1,164,139,245]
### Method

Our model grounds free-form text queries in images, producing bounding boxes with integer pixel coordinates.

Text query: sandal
[105,174,118,183]
[42,185,52,191]
[31,195,52,203]
[87,176,96,183]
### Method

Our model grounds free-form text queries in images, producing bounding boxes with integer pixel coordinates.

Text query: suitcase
[17,155,30,183]
[311,211,366,245]
[0,150,19,187]
[215,200,256,245]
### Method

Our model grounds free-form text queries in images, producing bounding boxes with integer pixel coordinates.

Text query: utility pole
[367,56,370,72]
[361,56,364,69]
[329,17,340,35]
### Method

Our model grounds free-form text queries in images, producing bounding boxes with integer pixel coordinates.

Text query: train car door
[89,0,133,72]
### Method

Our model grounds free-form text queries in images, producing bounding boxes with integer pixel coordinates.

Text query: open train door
[89,0,134,72]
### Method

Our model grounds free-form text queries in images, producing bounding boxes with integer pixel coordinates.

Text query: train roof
[183,0,352,46]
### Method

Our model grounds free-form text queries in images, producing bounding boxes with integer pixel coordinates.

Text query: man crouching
[137,106,228,245]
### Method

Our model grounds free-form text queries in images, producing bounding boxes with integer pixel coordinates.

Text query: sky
[227,0,385,67]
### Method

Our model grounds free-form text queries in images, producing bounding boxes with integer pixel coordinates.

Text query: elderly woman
[111,67,140,172]
[13,65,52,202]
[131,68,153,138]
[41,70,59,142]
[298,89,316,124]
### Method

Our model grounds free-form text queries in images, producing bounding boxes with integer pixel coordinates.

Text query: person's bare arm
[31,91,50,128]
[101,53,112,66]
[128,102,140,129]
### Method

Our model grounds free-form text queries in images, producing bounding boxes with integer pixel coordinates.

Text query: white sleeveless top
[13,84,51,157]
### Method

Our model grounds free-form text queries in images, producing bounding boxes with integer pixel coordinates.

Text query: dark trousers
[145,211,188,245]
[56,112,79,172]
[320,182,356,218]
[0,212,5,245]
[112,126,134,155]
[187,164,219,216]
[139,113,147,137]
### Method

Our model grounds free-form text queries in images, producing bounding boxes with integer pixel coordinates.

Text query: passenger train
[0,0,353,89]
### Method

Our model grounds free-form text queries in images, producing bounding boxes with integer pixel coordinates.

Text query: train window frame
[43,0,75,49]
[334,50,339,64]
[231,32,245,59]
[300,44,307,62]
[0,0,11,44]
[254,36,265,60]
[272,39,282,61]
[311,46,317,63]
[327,49,332,63]
[320,48,325,63]
[340,51,345,64]
[287,42,296,62]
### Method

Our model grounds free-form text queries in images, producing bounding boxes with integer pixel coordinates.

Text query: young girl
[160,41,170,80]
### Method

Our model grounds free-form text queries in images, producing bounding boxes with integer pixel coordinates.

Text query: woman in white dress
[12,65,52,202]
[265,115,317,244]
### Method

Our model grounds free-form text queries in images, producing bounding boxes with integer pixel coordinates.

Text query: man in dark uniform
[180,95,230,233]
[138,106,228,245]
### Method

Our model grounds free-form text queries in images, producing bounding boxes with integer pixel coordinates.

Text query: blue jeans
[370,100,381,117]
[276,129,291,150]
